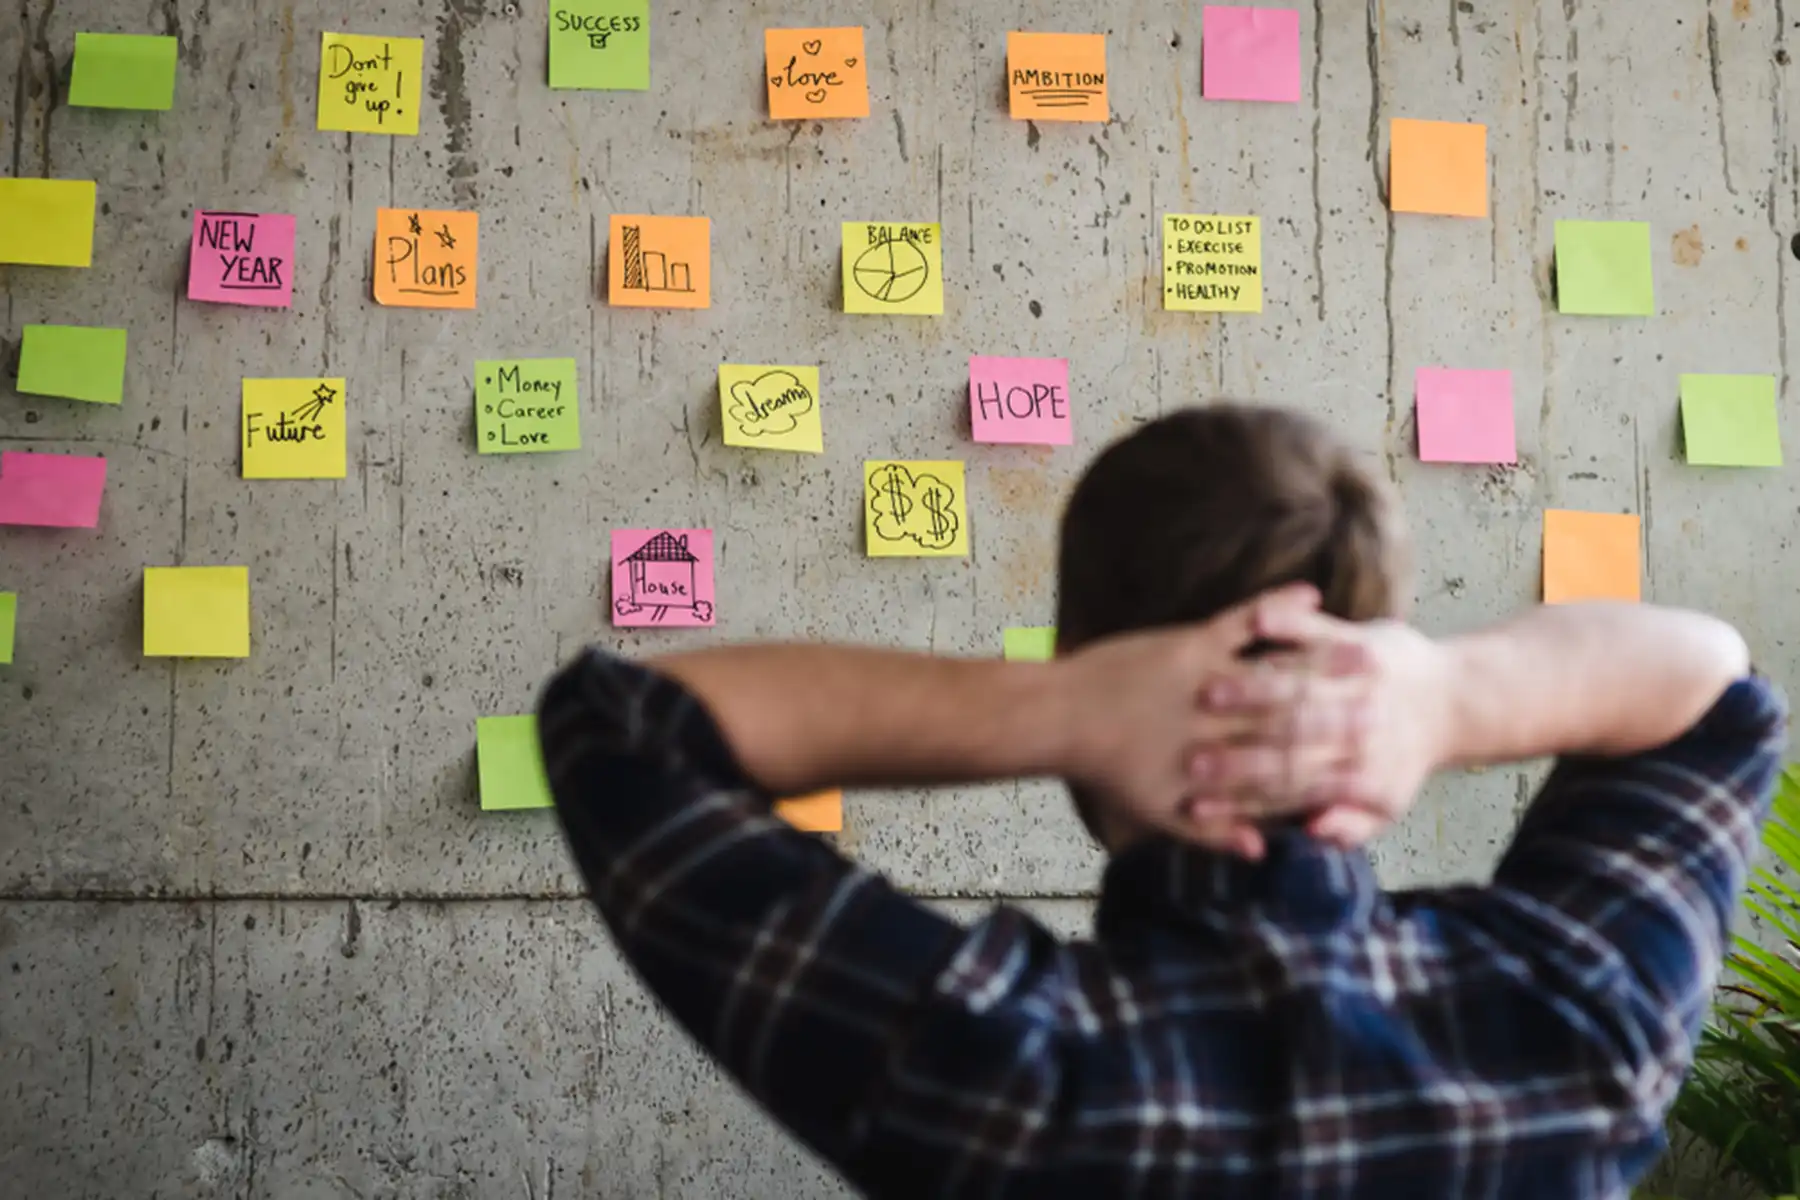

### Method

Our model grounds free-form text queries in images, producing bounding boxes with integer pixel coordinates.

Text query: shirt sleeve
[535,650,971,1169]
[1479,675,1788,1121]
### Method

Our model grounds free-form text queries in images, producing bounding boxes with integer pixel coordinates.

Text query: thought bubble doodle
[727,370,816,438]
[868,463,960,551]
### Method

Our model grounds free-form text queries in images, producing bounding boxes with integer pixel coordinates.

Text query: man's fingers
[1307,806,1386,848]
[1207,584,1322,654]
[1175,813,1268,861]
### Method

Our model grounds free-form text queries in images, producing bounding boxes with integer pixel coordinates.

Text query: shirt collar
[1095,828,1381,940]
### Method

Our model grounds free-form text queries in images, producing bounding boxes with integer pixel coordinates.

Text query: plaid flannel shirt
[539,652,1786,1199]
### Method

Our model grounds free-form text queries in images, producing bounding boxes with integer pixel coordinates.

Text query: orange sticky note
[1390,118,1488,218]
[608,214,711,309]
[766,27,868,120]
[775,790,843,833]
[373,207,479,309]
[1008,32,1108,122]
[1543,510,1641,604]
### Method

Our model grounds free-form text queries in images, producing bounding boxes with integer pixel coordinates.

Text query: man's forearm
[1441,603,1751,766]
[652,646,1076,795]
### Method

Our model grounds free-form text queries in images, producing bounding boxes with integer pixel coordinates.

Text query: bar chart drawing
[620,224,695,295]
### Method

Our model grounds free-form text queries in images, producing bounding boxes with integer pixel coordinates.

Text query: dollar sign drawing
[884,466,913,523]
[922,484,950,543]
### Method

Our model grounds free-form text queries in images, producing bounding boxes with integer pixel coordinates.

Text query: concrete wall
[1,1,1790,1196]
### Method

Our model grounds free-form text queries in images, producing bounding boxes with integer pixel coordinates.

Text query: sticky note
[1008,32,1108,122]
[766,27,868,120]
[775,790,843,833]
[0,593,15,665]
[144,566,250,658]
[69,33,179,110]
[1202,6,1301,103]
[317,33,424,134]
[476,359,581,454]
[1555,220,1654,316]
[188,211,297,307]
[1681,374,1782,467]
[0,179,97,267]
[1163,215,1262,312]
[374,208,479,309]
[611,530,716,627]
[720,365,823,453]
[843,222,944,315]
[1543,510,1641,605]
[608,215,711,309]
[0,452,106,528]
[865,461,968,558]
[477,716,555,811]
[1390,119,1488,218]
[242,378,347,479]
[1003,627,1056,662]
[549,0,649,90]
[17,325,128,405]
[1415,368,1515,464]
[970,356,1072,445]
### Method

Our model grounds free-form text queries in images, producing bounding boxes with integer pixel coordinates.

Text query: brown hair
[1055,404,1410,841]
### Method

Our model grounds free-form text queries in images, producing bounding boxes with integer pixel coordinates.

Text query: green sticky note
[478,715,555,811]
[476,358,581,454]
[1555,220,1654,316]
[0,593,15,665]
[549,0,650,90]
[17,325,128,404]
[1681,373,1782,466]
[1003,626,1056,662]
[69,34,179,110]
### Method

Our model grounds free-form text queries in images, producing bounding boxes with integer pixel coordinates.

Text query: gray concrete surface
[1,0,1791,1196]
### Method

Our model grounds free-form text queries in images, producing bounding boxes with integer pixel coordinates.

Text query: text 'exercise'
[611,530,716,627]
[720,365,823,453]
[549,0,649,90]
[1008,32,1107,122]
[189,211,297,308]
[477,359,581,454]
[865,461,968,557]
[242,378,348,480]
[375,208,479,309]
[970,356,1072,446]
[317,33,423,134]
[765,27,868,120]
[1163,214,1262,312]
[843,222,944,315]
[608,214,710,309]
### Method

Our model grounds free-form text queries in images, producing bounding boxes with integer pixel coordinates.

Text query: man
[539,406,1785,1198]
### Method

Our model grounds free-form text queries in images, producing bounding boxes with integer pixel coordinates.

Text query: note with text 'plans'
[1680,374,1782,467]
[720,365,822,453]
[1542,510,1641,605]
[18,325,127,405]
[611,530,716,628]
[189,211,296,307]
[375,208,478,309]
[1008,32,1107,122]
[0,179,96,267]
[970,356,1071,445]
[477,716,555,811]
[865,461,968,557]
[317,32,423,134]
[843,222,944,315]
[242,379,347,479]
[477,359,581,454]
[144,567,250,658]
[609,215,711,309]
[765,27,868,120]
[1163,215,1262,312]
[69,33,179,110]
[549,0,649,90]
[0,452,106,528]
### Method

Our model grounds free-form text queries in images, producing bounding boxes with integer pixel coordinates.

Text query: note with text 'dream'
[375,208,478,309]
[317,32,423,134]
[189,211,296,307]
[720,365,822,453]
[864,461,968,558]
[1163,215,1261,312]
[477,359,581,454]
[242,379,347,480]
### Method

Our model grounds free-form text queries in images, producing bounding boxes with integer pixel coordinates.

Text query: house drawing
[615,531,713,623]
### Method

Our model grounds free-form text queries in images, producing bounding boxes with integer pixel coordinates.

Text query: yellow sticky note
[1390,118,1488,218]
[775,790,843,832]
[242,378,347,479]
[720,365,822,453]
[864,460,968,557]
[144,567,250,658]
[317,33,424,134]
[766,27,869,120]
[1164,214,1262,312]
[0,178,97,267]
[1543,510,1641,604]
[1008,32,1108,122]
[608,214,710,309]
[843,222,943,315]
[374,208,479,309]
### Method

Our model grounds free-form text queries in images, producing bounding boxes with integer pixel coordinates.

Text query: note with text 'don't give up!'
[317,32,423,134]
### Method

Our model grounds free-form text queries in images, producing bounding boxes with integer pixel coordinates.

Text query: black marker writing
[327,41,406,125]
[974,381,1067,422]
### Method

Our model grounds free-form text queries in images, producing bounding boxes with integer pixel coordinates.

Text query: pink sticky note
[1416,368,1516,464]
[0,451,108,527]
[970,355,1073,446]
[187,210,297,307]
[611,529,716,628]
[1202,6,1302,103]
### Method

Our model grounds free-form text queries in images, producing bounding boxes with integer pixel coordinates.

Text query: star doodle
[291,382,339,424]
[408,213,423,236]
[434,224,458,250]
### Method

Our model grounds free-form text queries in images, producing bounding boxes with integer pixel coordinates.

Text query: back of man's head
[1055,404,1411,845]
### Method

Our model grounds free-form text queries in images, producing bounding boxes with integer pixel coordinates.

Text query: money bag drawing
[614,531,714,623]
[868,463,960,552]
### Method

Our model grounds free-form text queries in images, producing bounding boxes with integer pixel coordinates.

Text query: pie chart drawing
[852,239,931,304]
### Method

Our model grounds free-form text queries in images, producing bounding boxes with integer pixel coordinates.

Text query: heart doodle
[769,76,784,87]
[804,88,828,104]
[803,39,823,55]
[844,57,858,68]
